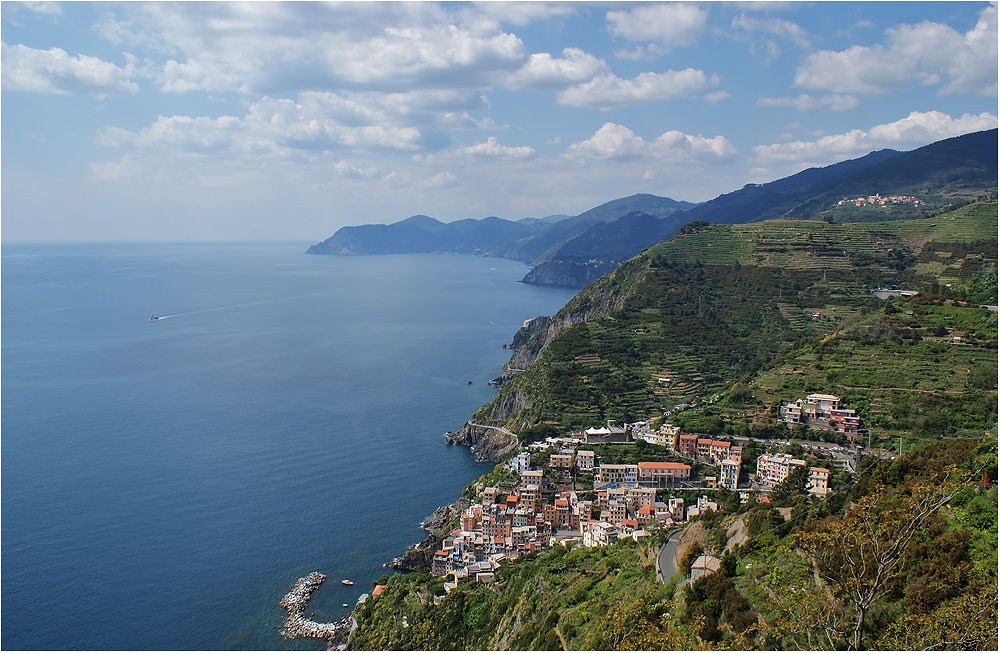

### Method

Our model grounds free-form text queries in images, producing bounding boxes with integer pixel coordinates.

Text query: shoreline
[279,572,354,649]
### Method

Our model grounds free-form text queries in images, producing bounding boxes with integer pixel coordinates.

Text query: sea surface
[1,242,575,650]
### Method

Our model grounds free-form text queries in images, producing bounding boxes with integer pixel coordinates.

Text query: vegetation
[351,439,996,650]
[476,201,997,450]
[349,196,997,650]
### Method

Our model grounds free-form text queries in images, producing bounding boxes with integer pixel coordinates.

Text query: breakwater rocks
[280,572,354,649]
[444,422,520,462]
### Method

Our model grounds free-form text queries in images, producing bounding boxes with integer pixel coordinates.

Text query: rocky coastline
[387,498,470,572]
[444,422,520,462]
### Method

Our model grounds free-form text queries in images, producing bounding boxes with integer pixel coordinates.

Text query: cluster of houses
[780,393,861,437]
[433,397,854,585]
[837,193,921,208]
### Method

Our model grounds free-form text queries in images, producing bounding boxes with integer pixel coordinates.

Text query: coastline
[279,302,552,648]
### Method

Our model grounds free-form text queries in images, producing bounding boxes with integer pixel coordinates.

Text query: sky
[1,1,997,243]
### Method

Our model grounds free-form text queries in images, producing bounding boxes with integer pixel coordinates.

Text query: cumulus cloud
[795,4,997,96]
[506,47,607,89]
[754,110,998,165]
[758,93,859,111]
[732,13,811,48]
[120,2,527,95]
[419,171,459,190]
[1,42,140,95]
[457,136,534,159]
[98,92,434,160]
[567,122,737,162]
[557,68,713,109]
[333,161,381,179]
[607,4,706,52]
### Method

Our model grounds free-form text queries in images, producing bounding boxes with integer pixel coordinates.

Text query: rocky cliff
[444,422,520,462]
[387,498,470,572]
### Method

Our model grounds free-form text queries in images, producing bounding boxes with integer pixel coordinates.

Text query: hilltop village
[430,393,862,588]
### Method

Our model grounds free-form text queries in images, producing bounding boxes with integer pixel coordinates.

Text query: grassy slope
[478,201,996,448]
[348,201,997,651]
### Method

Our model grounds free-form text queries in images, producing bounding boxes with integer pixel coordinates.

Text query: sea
[1,242,576,650]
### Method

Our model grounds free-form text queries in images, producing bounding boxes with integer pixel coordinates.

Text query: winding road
[656,528,684,583]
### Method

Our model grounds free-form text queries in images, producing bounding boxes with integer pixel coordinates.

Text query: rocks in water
[279,572,354,648]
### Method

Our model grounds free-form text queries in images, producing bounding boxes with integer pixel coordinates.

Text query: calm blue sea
[1,242,575,650]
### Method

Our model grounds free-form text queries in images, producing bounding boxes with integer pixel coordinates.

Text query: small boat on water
[341,579,354,586]
[149,314,161,321]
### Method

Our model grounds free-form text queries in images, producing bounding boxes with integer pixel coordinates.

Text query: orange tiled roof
[638,461,691,470]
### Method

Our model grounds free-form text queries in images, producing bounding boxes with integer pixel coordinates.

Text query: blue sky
[2,1,997,242]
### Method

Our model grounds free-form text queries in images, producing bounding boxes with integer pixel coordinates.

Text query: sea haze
[1,243,575,650]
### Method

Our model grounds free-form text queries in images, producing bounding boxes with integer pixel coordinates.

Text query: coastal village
[427,392,862,589]
[837,192,922,208]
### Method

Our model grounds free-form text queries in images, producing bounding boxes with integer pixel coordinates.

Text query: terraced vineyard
[475,200,997,444]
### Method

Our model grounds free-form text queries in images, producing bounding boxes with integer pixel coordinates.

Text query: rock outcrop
[387,498,470,572]
[444,422,520,462]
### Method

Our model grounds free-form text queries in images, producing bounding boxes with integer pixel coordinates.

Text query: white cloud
[506,48,607,89]
[557,68,712,109]
[567,122,737,162]
[126,2,527,95]
[99,93,431,160]
[754,110,998,165]
[607,4,706,50]
[19,2,62,16]
[420,171,459,190]
[457,137,534,159]
[795,4,997,96]
[758,93,859,111]
[1,42,140,95]
[732,13,810,48]
[333,161,381,179]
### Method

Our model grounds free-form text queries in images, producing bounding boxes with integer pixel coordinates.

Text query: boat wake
[147,291,333,323]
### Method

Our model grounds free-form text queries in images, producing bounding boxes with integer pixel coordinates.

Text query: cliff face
[444,423,520,462]
[520,259,616,288]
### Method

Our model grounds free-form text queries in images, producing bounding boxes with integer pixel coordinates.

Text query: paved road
[656,528,684,583]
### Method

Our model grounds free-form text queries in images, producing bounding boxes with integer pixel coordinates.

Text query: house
[431,550,451,576]
[756,453,807,487]
[719,458,741,490]
[549,452,574,470]
[678,433,698,458]
[508,451,532,473]
[595,463,638,487]
[637,461,691,487]
[686,496,718,521]
[575,450,596,470]
[520,469,545,489]
[583,521,618,547]
[584,421,631,444]
[690,553,722,581]
[656,423,681,449]
[808,467,831,497]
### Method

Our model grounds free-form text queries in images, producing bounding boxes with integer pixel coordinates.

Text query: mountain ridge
[307,129,998,289]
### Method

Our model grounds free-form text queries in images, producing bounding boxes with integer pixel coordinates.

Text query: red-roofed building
[678,434,698,457]
[637,461,691,487]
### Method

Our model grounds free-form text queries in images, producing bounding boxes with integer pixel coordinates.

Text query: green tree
[794,482,957,650]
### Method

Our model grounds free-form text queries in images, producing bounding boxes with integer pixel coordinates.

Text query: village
[837,192,922,208]
[429,393,864,589]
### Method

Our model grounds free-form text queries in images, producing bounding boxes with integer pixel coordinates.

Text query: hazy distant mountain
[524,129,998,286]
[682,128,998,225]
[306,194,694,262]
[308,129,997,288]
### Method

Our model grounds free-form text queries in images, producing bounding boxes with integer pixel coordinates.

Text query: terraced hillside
[471,200,997,448]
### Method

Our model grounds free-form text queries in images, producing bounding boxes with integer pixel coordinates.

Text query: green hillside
[474,200,997,450]
[346,199,997,652]
[350,438,997,650]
